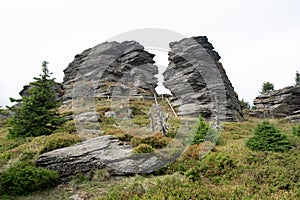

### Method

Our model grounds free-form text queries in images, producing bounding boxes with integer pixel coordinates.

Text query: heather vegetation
[0,65,300,199]
[1,100,300,199]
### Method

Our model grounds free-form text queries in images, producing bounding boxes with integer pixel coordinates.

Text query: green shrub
[292,124,300,137]
[0,161,59,195]
[40,134,81,154]
[185,166,202,182]
[58,120,77,134]
[185,152,236,181]
[132,115,149,127]
[130,133,170,149]
[192,115,209,145]
[199,152,236,176]
[115,133,133,142]
[132,144,154,154]
[182,144,203,160]
[246,151,300,192]
[246,121,292,152]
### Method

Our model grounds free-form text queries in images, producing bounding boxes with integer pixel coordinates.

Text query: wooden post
[166,98,177,118]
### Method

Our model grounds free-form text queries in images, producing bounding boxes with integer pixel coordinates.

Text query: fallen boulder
[36,135,170,180]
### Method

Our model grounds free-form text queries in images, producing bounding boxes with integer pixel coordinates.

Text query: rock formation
[251,85,300,122]
[36,135,176,180]
[163,36,243,122]
[62,41,159,138]
[63,41,158,103]
[36,37,245,179]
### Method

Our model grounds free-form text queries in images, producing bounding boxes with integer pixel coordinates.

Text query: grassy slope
[1,102,300,199]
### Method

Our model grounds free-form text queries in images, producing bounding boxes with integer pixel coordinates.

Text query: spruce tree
[260,81,274,94]
[192,115,209,144]
[7,61,64,138]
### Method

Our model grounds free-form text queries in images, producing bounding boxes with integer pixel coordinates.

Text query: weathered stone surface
[251,85,300,121]
[163,36,243,122]
[63,41,158,103]
[36,135,166,180]
[75,112,99,123]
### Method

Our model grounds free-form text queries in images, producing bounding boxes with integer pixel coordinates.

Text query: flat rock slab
[36,135,165,180]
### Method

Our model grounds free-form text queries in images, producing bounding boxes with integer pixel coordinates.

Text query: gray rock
[163,36,243,122]
[105,111,117,118]
[75,112,99,123]
[73,112,101,137]
[69,194,83,200]
[36,135,170,180]
[251,85,300,122]
[62,41,158,104]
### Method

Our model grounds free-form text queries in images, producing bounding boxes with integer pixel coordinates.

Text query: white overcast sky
[0,0,299,107]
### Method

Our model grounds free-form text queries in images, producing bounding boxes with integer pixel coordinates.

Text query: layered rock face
[163,36,242,122]
[63,41,158,103]
[62,41,159,138]
[251,86,300,122]
[36,135,175,180]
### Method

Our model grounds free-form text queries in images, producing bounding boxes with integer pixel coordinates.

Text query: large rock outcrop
[63,41,158,103]
[163,36,242,122]
[36,135,176,180]
[251,85,300,122]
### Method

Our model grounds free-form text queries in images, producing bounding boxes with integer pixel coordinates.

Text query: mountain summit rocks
[163,36,243,122]
[58,37,243,122]
[63,41,158,103]
[36,37,244,179]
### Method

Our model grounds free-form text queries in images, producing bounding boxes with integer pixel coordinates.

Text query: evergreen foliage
[239,99,251,110]
[7,61,64,138]
[246,121,292,152]
[260,81,274,94]
[292,124,300,137]
[0,161,59,195]
[192,115,209,144]
[185,152,236,181]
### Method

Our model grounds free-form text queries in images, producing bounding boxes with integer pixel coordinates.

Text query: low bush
[246,121,292,152]
[132,144,154,154]
[130,133,170,149]
[132,115,149,127]
[182,144,203,160]
[292,124,300,137]
[0,161,59,195]
[185,152,236,182]
[115,133,133,142]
